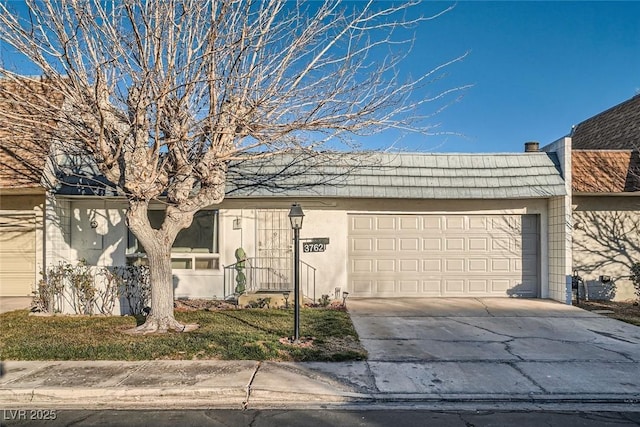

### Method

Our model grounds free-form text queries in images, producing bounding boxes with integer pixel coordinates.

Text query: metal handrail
[223,257,316,302]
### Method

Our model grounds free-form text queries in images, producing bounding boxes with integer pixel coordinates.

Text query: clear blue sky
[384,1,640,153]
[2,1,638,154]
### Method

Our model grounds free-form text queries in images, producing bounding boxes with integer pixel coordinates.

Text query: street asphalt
[0,298,639,411]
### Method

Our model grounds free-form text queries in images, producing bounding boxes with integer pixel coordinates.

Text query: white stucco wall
[44,194,562,312]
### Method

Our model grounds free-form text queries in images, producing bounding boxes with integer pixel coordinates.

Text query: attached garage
[348,214,540,298]
[0,212,37,297]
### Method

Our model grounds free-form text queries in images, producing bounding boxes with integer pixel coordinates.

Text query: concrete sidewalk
[1,359,640,410]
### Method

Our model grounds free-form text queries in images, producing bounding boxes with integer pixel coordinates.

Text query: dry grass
[0,307,367,361]
[576,299,640,327]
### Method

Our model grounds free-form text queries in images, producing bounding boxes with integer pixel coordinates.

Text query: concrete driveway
[347,298,640,399]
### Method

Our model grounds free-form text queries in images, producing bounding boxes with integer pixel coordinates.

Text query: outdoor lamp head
[288,203,304,230]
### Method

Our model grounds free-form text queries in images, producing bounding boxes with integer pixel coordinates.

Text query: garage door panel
[521,258,538,275]
[352,238,373,251]
[469,279,488,293]
[400,217,420,230]
[399,259,419,272]
[423,238,441,251]
[445,259,465,272]
[424,217,442,230]
[399,280,419,293]
[423,259,442,272]
[445,237,465,251]
[491,258,511,272]
[491,279,511,293]
[468,259,488,272]
[0,214,37,297]
[422,280,442,294]
[377,280,395,293]
[351,216,373,231]
[348,214,539,298]
[377,216,396,230]
[352,259,373,273]
[491,237,511,252]
[445,279,465,294]
[377,238,396,251]
[376,259,396,272]
[399,238,419,251]
[445,217,465,230]
[469,217,487,230]
[521,235,538,255]
[468,238,488,251]
[353,280,373,293]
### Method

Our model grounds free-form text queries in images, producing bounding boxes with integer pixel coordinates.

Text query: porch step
[237,291,302,308]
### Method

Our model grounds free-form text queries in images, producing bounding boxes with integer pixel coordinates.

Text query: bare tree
[0,0,468,333]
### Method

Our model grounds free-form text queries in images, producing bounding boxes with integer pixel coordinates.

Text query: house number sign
[302,238,329,253]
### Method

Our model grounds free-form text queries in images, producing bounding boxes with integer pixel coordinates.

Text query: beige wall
[0,193,45,295]
[573,195,640,300]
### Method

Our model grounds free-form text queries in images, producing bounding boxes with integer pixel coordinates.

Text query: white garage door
[0,213,36,297]
[348,214,539,297]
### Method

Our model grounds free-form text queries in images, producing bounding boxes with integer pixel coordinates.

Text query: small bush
[32,262,150,315]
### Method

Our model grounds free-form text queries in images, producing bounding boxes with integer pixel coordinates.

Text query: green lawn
[0,309,367,361]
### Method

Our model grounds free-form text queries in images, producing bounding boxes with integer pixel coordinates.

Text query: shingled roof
[0,78,62,190]
[572,150,640,193]
[226,152,567,199]
[571,94,640,150]
[54,151,566,199]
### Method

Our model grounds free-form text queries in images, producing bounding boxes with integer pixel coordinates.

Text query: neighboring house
[569,94,640,300]
[0,79,57,297]
[44,146,572,314]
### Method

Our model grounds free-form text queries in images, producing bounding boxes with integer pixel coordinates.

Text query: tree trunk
[125,202,198,334]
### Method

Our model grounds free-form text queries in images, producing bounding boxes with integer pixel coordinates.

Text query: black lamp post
[288,203,304,343]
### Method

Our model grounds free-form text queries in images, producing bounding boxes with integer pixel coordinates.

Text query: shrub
[32,262,150,315]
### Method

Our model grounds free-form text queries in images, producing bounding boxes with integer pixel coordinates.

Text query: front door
[256,209,292,290]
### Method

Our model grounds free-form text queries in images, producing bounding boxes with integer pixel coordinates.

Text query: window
[127,210,219,270]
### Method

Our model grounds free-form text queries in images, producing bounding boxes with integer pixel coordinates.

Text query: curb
[2,388,640,410]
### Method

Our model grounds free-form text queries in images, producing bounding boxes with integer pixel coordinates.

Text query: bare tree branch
[0,0,467,333]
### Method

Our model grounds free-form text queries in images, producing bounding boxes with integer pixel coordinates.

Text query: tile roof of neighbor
[0,78,62,189]
[571,94,640,150]
[572,150,640,193]
[225,152,567,199]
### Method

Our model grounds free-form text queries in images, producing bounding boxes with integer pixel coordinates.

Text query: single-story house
[569,94,640,300]
[40,141,573,314]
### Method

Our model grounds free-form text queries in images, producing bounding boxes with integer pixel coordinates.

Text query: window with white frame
[126,210,219,270]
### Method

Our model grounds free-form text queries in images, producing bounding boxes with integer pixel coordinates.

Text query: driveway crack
[449,317,514,340]
[587,329,637,344]
[476,298,495,317]
[589,343,636,362]
[507,362,547,393]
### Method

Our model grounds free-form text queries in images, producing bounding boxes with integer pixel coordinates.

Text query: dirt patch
[576,299,640,327]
